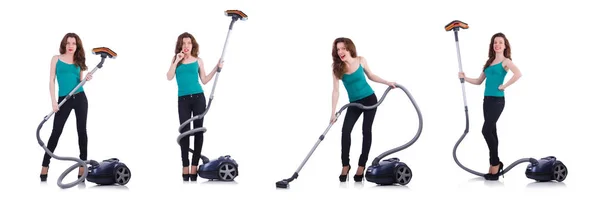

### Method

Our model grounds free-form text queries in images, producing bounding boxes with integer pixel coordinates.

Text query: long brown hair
[331,37,357,79]
[172,32,199,66]
[483,32,512,70]
[59,33,87,71]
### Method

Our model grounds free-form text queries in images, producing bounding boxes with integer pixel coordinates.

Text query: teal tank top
[484,62,508,97]
[175,60,204,96]
[341,65,375,102]
[56,59,84,97]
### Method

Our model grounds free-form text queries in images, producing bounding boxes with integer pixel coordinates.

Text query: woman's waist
[178,92,205,100]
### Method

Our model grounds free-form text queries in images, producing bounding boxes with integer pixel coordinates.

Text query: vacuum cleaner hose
[369,83,423,166]
[451,109,536,176]
[176,98,212,164]
[333,84,423,167]
[37,117,94,189]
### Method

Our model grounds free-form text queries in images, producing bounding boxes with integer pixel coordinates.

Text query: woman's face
[65,37,77,54]
[336,42,350,61]
[493,37,505,53]
[181,37,193,54]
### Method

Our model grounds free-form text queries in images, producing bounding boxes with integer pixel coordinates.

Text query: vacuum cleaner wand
[176,10,247,164]
[445,20,537,177]
[37,47,117,189]
[276,83,420,188]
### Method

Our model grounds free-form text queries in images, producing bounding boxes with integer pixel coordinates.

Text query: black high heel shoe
[182,174,190,181]
[354,166,365,182]
[190,166,198,181]
[40,174,48,182]
[339,165,351,182]
[77,167,85,181]
[484,162,504,180]
[40,167,48,182]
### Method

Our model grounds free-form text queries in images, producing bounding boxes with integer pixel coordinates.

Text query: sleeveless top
[484,62,508,97]
[56,58,84,97]
[342,64,375,102]
[175,60,204,96]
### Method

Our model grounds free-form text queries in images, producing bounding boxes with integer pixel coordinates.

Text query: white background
[0,0,597,204]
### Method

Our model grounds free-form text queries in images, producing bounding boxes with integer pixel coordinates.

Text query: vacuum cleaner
[445,20,568,182]
[175,10,247,182]
[276,83,423,188]
[37,47,132,189]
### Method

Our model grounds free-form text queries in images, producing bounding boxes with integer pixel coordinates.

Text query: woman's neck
[495,52,505,60]
[62,53,74,61]
[343,57,357,65]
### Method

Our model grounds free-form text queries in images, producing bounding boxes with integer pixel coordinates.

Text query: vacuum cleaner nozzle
[225,10,248,21]
[92,47,117,59]
[275,180,289,188]
[275,172,298,188]
[445,20,469,31]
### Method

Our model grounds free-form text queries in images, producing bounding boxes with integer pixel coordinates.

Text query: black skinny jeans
[178,93,206,167]
[482,96,505,166]
[42,92,88,167]
[341,93,378,167]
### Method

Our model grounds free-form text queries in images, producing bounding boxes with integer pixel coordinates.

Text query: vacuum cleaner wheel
[114,165,131,185]
[395,165,412,185]
[218,162,238,181]
[552,162,567,182]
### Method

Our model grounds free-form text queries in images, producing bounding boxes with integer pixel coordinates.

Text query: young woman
[40,33,93,181]
[330,37,396,182]
[166,32,222,181]
[458,32,522,180]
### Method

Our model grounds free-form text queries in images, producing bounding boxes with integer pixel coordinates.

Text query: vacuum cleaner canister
[86,158,131,185]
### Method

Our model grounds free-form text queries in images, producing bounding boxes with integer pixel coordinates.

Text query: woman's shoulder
[501,58,513,69]
[357,56,368,64]
[190,56,202,64]
[51,55,60,64]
